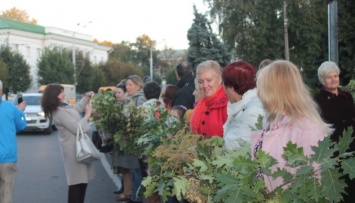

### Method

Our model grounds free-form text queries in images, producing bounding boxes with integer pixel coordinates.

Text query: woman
[41,84,95,203]
[112,82,131,199]
[251,60,331,192]
[222,61,266,151]
[116,75,146,203]
[314,61,355,202]
[190,60,228,137]
[161,84,179,112]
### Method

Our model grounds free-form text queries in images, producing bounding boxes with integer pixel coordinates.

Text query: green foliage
[75,52,95,93]
[91,92,145,156]
[204,0,337,87]
[187,6,231,70]
[98,58,143,86]
[0,45,31,93]
[0,59,8,85]
[37,47,74,85]
[142,125,355,203]
[164,67,178,85]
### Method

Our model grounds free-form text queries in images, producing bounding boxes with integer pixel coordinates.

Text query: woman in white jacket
[222,61,266,151]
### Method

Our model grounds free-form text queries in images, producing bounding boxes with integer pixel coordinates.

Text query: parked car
[12,93,52,134]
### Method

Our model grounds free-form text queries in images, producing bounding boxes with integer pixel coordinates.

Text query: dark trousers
[68,183,88,203]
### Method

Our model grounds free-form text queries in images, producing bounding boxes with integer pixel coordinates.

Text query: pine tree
[187,5,231,70]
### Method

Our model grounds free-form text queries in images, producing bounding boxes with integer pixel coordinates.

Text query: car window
[23,96,41,105]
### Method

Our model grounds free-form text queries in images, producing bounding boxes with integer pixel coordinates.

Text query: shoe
[113,187,124,194]
[116,193,131,201]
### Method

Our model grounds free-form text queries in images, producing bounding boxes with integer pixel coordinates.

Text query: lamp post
[72,21,92,93]
[149,46,153,81]
[283,1,290,61]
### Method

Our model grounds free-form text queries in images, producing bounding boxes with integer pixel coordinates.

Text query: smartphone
[17,94,23,104]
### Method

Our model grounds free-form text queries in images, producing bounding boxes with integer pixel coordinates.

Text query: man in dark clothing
[172,61,195,109]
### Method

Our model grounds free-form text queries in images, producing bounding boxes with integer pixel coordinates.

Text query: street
[13,129,122,203]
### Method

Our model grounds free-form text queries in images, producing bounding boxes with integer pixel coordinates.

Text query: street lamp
[72,21,92,92]
[149,46,153,81]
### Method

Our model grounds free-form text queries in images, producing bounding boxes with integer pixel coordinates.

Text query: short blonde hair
[317,61,340,85]
[196,60,222,77]
[257,60,330,132]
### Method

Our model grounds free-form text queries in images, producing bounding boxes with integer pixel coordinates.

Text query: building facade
[0,17,111,92]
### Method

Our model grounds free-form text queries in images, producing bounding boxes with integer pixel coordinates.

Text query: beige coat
[52,97,95,185]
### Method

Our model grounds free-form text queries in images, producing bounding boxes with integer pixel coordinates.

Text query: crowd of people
[1,58,354,203]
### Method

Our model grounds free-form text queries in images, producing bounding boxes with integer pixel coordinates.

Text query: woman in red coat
[190,60,228,137]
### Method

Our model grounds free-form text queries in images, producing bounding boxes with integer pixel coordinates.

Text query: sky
[1,0,208,50]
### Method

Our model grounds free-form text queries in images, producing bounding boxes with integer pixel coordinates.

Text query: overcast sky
[1,0,208,50]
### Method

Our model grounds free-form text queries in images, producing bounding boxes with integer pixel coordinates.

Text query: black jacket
[172,75,195,109]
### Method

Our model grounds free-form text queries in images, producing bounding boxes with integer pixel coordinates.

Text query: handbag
[76,124,102,164]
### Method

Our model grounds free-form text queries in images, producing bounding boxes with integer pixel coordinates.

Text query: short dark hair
[222,61,257,95]
[176,61,193,78]
[143,81,161,100]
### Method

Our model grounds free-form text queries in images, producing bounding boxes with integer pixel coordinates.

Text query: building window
[14,44,19,52]
[94,56,97,63]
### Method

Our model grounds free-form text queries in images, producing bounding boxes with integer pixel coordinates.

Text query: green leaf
[192,159,208,172]
[282,142,308,167]
[311,136,336,164]
[172,177,188,201]
[250,115,263,131]
[256,150,278,175]
[321,168,347,202]
[342,158,355,179]
[338,128,355,155]
[272,168,293,184]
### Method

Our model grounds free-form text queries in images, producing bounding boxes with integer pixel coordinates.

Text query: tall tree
[76,52,94,93]
[338,0,355,85]
[1,7,37,24]
[187,5,231,70]
[37,48,74,85]
[99,58,143,86]
[0,45,31,93]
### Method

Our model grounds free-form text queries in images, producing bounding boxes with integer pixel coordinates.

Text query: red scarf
[190,86,227,134]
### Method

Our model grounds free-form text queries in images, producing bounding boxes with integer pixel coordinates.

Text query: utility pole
[149,46,153,81]
[283,1,290,61]
[328,0,338,64]
[72,21,92,96]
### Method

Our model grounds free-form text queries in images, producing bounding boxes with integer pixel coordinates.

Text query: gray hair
[318,61,340,85]
[196,60,222,77]
[0,80,2,89]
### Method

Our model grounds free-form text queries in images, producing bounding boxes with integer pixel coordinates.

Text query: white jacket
[223,88,266,151]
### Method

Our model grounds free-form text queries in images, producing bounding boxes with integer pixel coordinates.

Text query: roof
[0,17,45,34]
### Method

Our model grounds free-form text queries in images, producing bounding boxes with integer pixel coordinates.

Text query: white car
[13,93,52,134]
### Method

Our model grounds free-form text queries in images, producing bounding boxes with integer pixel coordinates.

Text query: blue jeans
[130,168,142,201]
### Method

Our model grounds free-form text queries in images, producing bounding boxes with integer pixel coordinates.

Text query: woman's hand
[85,91,95,100]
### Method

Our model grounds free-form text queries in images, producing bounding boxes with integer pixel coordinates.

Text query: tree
[37,48,74,85]
[0,45,31,93]
[99,58,143,86]
[1,7,37,24]
[0,59,8,85]
[187,5,231,70]
[76,52,95,93]
[338,0,355,85]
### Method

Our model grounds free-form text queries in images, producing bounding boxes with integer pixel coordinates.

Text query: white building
[0,17,111,92]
